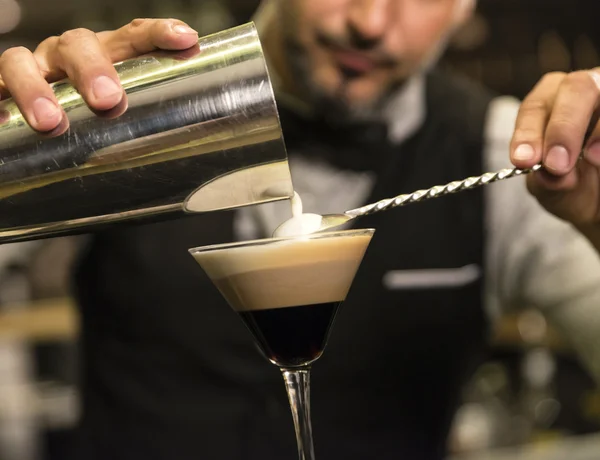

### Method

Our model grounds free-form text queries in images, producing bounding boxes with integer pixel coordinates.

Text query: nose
[347,0,391,46]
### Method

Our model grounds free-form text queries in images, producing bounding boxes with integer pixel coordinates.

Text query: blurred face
[273,0,471,120]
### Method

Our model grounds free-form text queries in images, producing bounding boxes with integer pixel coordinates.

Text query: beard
[269,0,459,125]
[278,21,454,127]
[282,35,405,126]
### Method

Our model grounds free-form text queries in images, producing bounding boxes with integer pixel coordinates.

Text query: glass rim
[188,227,375,255]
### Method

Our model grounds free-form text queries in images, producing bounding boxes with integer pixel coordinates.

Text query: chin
[297,61,394,121]
[344,84,383,107]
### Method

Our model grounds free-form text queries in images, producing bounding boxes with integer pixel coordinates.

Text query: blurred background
[0,0,600,459]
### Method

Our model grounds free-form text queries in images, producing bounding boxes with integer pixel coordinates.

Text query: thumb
[527,160,600,225]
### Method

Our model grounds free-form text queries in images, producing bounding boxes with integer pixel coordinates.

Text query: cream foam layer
[192,233,373,311]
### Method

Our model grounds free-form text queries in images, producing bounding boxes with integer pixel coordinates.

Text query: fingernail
[173,24,197,35]
[545,145,570,172]
[586,141,600,166]
[513,144,535,161]
[33,97,61,124]
[92,76,122,101]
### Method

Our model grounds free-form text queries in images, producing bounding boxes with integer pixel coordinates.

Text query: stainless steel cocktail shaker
[0,22,294,243]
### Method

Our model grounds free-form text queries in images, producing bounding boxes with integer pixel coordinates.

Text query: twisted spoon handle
[345,164,543,218]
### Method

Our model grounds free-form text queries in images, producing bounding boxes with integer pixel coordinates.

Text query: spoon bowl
[272,212,352,237]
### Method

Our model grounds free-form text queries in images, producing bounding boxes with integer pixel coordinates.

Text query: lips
[330,48,377,74]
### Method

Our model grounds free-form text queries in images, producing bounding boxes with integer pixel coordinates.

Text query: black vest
[72,70,495,460]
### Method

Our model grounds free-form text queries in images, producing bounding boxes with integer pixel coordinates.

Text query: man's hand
[510,69,600,248]
[0,18,198,134]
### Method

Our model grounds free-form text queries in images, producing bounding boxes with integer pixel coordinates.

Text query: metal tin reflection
[0,22,293,243]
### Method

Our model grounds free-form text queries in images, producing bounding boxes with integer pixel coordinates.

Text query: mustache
[316,32,398,68]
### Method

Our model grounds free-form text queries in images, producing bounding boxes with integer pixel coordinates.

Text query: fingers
[511,68,600,196]
[35,19,198,114]
[35,28,125,113]
[0,46,64,132]
[0,76,8,99]
[525,159,600,225]
[510,72,563,169]
[98,18,198,63]
[0,18,198,135]
[583,71,600,167]
[527,164,579,194]
[543,70,600,175]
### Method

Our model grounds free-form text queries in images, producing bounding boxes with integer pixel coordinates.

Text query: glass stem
[281,367,316,460]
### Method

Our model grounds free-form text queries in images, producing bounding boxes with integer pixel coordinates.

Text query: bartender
[2,1,600,459]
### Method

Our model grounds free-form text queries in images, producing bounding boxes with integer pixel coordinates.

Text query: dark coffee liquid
[239,302,341,368]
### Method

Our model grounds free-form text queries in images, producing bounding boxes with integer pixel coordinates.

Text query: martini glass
[189,228,374,460]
